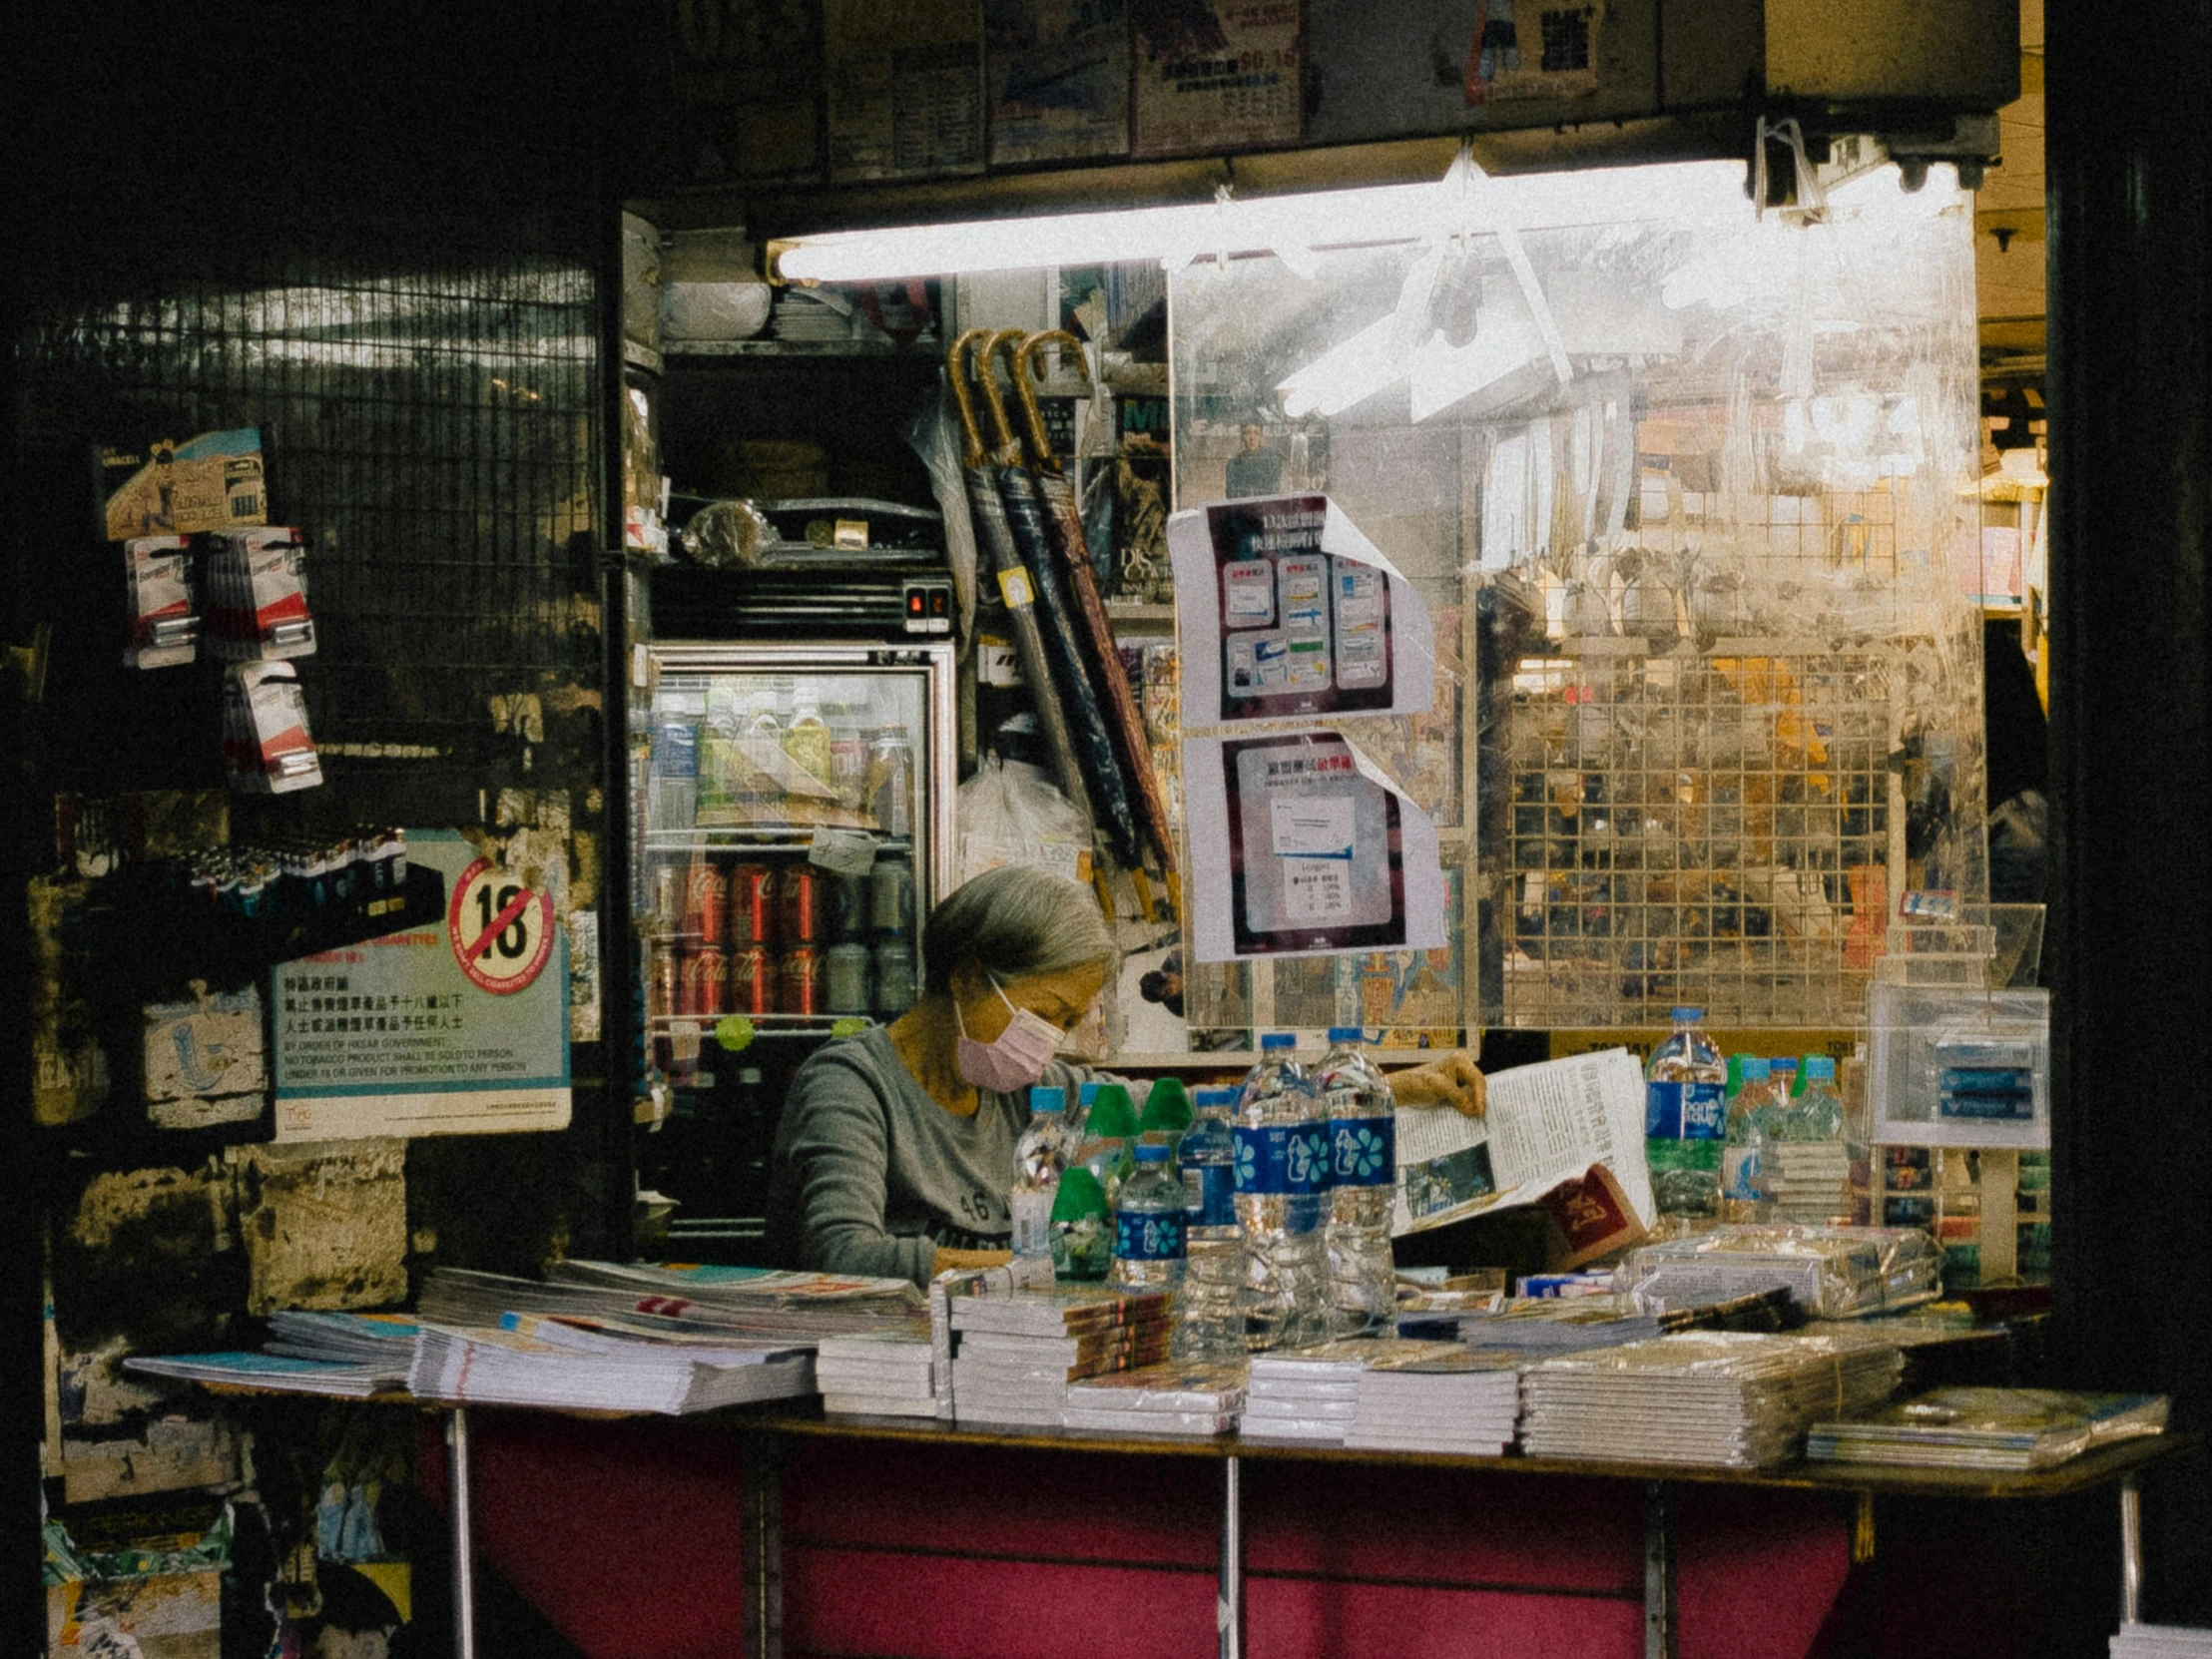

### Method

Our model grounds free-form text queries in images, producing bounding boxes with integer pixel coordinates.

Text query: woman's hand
[1387,1053,1486,1118]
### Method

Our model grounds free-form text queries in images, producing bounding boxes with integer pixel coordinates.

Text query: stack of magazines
[948,1288,1172,1429]
[408,1313,814,1414]
[1520,1331,1902,1468]
[1347,1346,1523,1455]
[124,1351,398,1398]
[1808,1387,2169,1471]
[816,1333,937,1418]
[2111,1625,2212,1658]
[419,1262,927,1345]
[1611,1227,1942,1319]
[1241,1344,1373,1443]
[1064,1363,1248,1437]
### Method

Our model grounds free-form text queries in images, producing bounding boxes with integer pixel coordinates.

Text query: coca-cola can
[683,859,728,944]
[729,943,774,1015]
[651,862,681,926]
[782,865,820,942]
[728,862,776,946]
[647,944,679,1020]
[680,946,728,1017]
[780,945,822,1015]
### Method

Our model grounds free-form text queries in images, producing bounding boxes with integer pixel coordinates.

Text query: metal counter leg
[1220,1453,1244,1659]
[1645,1481,1676,1659]
[2121,1473,2142,1626]
[448,1406,476,1659]
[742,1430,785,1659]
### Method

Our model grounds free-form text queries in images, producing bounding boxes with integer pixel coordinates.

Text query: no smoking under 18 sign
[447,857,556,994]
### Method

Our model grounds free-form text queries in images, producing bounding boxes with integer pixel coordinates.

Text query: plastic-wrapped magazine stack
[1520,1331,1903,1468]
[1347,1344,1524,1455]
[1241,1342,1377,1443]
[1064,1363,1248,1437]
[2112,1626,2212,1658]
[948,1287,1174,1428]
[1447,1288,1803,1354]
[418,1262,927,1344]
[816,1333,938,1418]
[407,1314,815,1414]
[1808,1387,2170,1471]
[1611,1227,1942,1320]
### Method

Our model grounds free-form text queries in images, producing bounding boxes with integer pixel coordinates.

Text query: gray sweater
[767,1025,1095,1288]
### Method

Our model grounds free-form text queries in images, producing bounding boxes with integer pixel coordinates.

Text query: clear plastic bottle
[1720,1056,1776,1223]
[1009,1085,1069,1260]
[1233,1033,1331,1352]
[1110,1141,1187,1295]
[1646,1007,1727,1220]
[1768,1053,1849,1225]
[1077,1082,1140,1203]
[1173,1086,1246,1364]
[1319,1028,1397,1337]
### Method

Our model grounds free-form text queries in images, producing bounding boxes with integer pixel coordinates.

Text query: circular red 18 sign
[446,858,556,995]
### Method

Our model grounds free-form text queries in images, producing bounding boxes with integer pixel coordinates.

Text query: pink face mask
[954,975,1063,1093]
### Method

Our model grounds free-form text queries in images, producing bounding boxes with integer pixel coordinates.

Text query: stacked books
[1808,1387,2170,1471]
[1241,1343,1374,1443]
[929,1258,1057,1419]
[817,1333,938,1419]
[408,1314,814,1414]
[1065,1363,1248,1437]
[1610,1227,1941,1320]
[1347,1346,1523,1455]
[1520,1331,1902,1468]
[265,1310,421,1385]
[2113,1627,2212,1658]
[123,1351,396,1398]
[948,1288,1173,1429]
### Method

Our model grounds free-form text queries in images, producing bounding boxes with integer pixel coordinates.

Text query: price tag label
[445,858,557,994]
[809,829,878,876]
[996,567,1035,609]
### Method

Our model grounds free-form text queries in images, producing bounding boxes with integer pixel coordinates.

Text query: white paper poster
[1183,728,1445,963]
[1168,494,1436,728]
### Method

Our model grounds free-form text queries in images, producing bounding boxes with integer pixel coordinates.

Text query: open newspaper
[1391,1048,1656,1268]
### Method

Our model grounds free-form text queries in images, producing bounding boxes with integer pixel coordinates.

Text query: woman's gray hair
[922,864,1118,997]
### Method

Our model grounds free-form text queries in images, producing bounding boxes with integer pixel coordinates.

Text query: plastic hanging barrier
[1182,727,1445,963]
[1169,493,1435,727]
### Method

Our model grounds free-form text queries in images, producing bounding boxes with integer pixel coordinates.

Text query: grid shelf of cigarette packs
[1519,1331,1902,1469]
[1064,1363,1248,1437]
[1611,1225,1941,1320]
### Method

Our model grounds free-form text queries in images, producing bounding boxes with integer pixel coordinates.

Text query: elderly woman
[767,864,1485,1287]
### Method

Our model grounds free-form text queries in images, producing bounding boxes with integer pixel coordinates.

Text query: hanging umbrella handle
[1013,329,1094,473]
[947,329,993,465]
[976,328,1029,454]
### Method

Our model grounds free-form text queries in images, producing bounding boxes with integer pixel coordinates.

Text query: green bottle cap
[1137,1077,1193,1133]
[1085,1082,1139,1138]
[1051,1165,1108,1223]
[1725,1053,1746,1095]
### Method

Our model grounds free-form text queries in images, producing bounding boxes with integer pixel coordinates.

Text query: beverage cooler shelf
[641,831,915,854]
[651,1013,877,1038]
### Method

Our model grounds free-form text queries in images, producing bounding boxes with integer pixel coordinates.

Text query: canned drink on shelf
[780,944,822,1015]
[730,943,774,1015]
[728,862,776,946]
[868,856,915,936]
[822,872,868,941]
[648,944,680,1021]
[651,862,681,927]
[825,941,871,1014]
[872,936,915,1016]
[683,859,728,944]
[680,946,728,1017]
[782,865,820,942]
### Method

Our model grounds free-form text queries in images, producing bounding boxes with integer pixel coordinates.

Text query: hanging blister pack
[206,526,316,660]
[222,661,323,794]
[122,535,200,668]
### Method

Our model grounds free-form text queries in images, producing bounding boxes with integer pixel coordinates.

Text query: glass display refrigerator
[628,632,957,1254]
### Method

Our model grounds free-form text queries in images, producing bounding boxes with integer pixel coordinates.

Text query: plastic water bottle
[1077,1082,1140,1203]
[1793,1055,1845,1139]
[1646,1007,1727,1220]
[1234,1033,1330,1351]
[1110,1141,1186,1293]
[1009,1085,1069,1260]
[1319,1028,1397,1337]
[1172,1086,1245,1364]
[1720,1056,1776,1223]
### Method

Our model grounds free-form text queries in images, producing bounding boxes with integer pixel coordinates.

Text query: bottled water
[1646,1007,1727,1219]
[1233,1033,1330,1351]
[1319,1028,1397,1337]
[1076,1082,1140,1203]
[1009,1085,1069,1259]
[1110,1141,1186,1293]
[1051,1166,1111,1281]
[1768,1054,1850,1225]
[1720,1056,1776,1223]
[1172,1086,1246,1364]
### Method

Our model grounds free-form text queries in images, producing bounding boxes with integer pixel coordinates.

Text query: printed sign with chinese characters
[271,830,570,1142]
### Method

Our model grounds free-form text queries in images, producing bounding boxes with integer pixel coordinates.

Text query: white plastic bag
[955,756,1092,886]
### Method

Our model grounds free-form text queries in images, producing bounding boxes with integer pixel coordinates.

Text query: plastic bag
[907,381,978,645]
[954,755,1092,887]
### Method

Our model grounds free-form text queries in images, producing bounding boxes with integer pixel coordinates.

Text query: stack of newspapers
[1520,1331,1902,1468]
[1064,1362,1248,1437]
[816,1333,938,1418]
[948,1288,1173,1429]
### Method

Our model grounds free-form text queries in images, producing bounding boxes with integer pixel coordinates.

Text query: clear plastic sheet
[1170,162,1987,1028]
[1612,1223,1943,1320]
